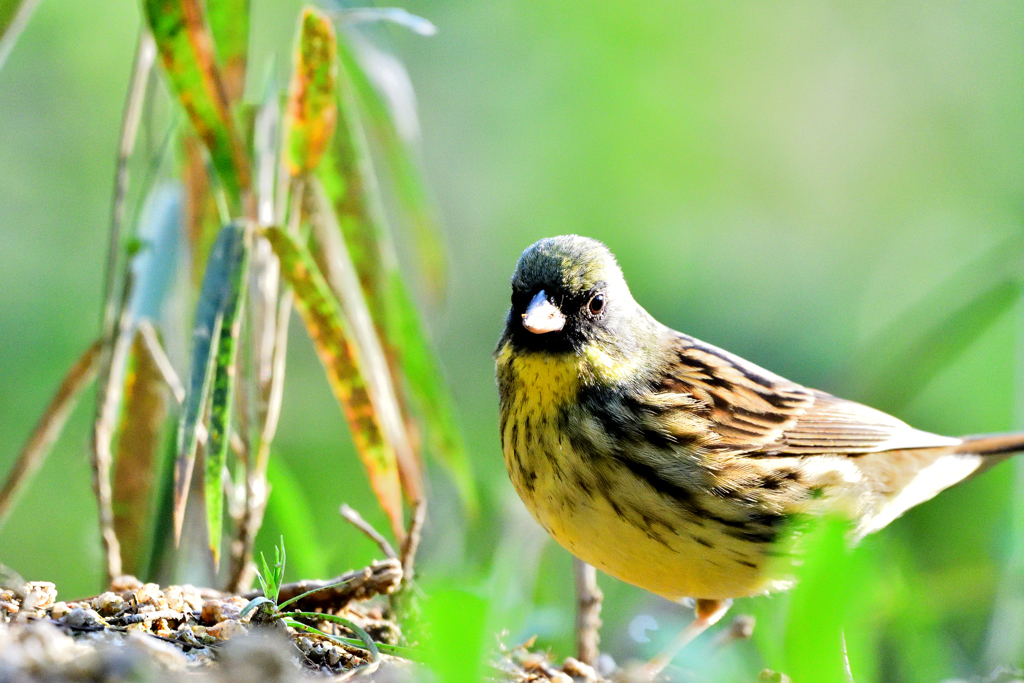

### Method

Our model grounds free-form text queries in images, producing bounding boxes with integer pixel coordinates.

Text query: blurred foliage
[0,1,1023,681]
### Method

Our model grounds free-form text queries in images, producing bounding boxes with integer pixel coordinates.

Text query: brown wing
[659,334,960,455]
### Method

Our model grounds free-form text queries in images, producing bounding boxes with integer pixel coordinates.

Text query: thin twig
[573,558,602,667]
[90,30,157,585]
[99,30,156,342]
[92,304,134,582]
[399,498,425,581]
[137,321,184,401]
[0,0,41,72]
[0,340,102,526]
[340,504,397,560]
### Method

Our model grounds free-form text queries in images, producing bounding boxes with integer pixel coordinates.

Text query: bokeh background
[1,1,1023,680]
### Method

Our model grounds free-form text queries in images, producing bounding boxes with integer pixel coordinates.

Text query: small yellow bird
[495,235,1024,672]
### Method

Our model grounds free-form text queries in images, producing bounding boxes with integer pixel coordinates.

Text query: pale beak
[521,290,565,334]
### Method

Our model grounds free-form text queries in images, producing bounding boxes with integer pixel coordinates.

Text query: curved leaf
[262,225,404,542]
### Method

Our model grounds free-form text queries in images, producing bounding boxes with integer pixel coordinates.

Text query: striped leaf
[319,78,476,511]
[142,0,250,206]
[206,0,249,103]
[262,225,405,542]
[174,223,248,541]
[285,7,338,176]
[205,222,251,566]
[335,31,446,296]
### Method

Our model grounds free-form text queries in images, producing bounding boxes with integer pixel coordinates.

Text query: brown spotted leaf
[112,331,167,577]
[142,0,250,206]
[262,225,405,542]
[317,74,476,512]
[285,7,338,176]
[206,0,249,103]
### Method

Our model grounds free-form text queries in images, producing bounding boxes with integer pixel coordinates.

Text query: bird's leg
[638,598,733,678]
[574,558,603,666]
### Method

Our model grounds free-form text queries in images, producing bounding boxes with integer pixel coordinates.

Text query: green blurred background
[1,1,1022,680]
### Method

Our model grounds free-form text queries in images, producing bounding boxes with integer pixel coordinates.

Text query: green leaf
[142,0,250,207]
[205,0,249,103]
[335,30,447,296]
[240,595,274,619]
[285,7,338,176]
[261,225,405,542]
[319,78,476,512]
[205,222,251,566]
[783,517,858,683]
[173,222,247,541]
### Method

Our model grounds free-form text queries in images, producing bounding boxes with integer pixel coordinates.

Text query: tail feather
[956,432,1024,457]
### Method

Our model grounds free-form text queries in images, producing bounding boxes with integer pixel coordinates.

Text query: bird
[494,234,1024,676]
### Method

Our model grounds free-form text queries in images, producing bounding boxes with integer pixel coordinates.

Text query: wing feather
[661,333,960,455]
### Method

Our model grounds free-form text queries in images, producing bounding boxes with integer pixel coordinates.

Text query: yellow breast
[496,341,791,601]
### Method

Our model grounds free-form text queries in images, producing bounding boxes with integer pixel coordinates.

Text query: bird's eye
[588,293,605,316]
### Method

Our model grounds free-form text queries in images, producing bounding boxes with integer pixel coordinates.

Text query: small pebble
[135,583,164,607]
[63,608,102,629]
[207,620,248,641]
[50,602,70,620]
[92,592,126,616]
[163,586,185,612]
[201,599,241,624]
[22,582,57,611]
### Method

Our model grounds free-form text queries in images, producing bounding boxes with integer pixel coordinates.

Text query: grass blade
[205,222,251,566]
[0,340,101,527]
[205,0,249,103]
[261,225,405,542]
[319,74,476,511]
[112,331,168,577]
[335,30,447,297]
[142,0,251,206]
[174,223,247,541]
[285,7,338,177]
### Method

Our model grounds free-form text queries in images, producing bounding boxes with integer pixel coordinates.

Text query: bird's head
[500,235,654,360]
